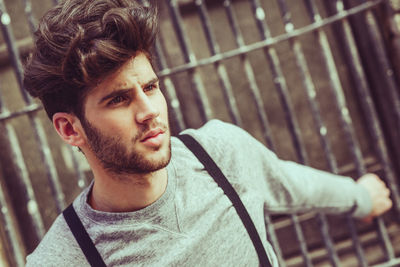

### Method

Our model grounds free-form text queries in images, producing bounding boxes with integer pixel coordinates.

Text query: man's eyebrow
[143,77,159,88]
[97,77,159,105]
[98,89,131,105]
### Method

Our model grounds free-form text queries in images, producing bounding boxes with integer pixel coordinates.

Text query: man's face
[81,53,171,175]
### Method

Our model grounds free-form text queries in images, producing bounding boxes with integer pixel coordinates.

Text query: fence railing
[0,0,400,266]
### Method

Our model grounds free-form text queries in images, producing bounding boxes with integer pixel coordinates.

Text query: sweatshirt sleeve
[188,119,372,218]
[268,159,372,218]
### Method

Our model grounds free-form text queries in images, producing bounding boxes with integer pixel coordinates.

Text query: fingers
[372,197,392,217]
[357,173,393,221]
[374,194,392,215]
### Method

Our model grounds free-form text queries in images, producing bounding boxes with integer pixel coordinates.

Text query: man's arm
[186,120,393,219]
[356,173,392,222]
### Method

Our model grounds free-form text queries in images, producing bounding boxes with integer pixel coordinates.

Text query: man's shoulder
[194,119,244,135]
[26,209,87,266]
[178,119,252,147]
[172,119,272,174]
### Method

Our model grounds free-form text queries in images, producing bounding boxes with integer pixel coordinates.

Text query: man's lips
[140,129,166,147]
[141,129,164,142]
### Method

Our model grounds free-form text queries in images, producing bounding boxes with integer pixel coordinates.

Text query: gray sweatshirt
[26,120,371,266]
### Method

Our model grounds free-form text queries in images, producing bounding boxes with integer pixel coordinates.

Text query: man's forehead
[93,53,156,92]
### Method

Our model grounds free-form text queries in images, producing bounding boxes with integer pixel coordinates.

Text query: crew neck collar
[76,162,177,226]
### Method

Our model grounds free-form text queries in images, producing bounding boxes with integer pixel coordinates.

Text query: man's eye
[108,95,127,105]
[144,84,158,92]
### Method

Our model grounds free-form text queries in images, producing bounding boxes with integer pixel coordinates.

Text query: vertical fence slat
[0,101,45,251]
[223,1,288,265]
[65,145,88,190]
[155,37,186,132]
[326,0,399,262]
[0,177,25,267]
[354,0,400,211]
[23,0,90,192]
[138,0,186,133]
[302,2,369,265]
[0,0,65,213]
[223,0,275,149]
[195,0,243,127]
[167,0,213,123]
[21,0,36,35]
[315,0,396,263]
[250,0,308,165]
[249,0,324,265]
[0,112,44,267]
[358,2,400,144]
[274,0,342,264]
[303,0,397,265]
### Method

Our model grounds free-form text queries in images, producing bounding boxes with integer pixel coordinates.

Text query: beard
[81,118,171,175]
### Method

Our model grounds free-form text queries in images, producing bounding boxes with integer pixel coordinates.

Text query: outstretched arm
[190,120,393,218]
[356,173,392,223]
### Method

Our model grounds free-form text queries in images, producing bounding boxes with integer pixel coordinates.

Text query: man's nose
[135,93,160,123]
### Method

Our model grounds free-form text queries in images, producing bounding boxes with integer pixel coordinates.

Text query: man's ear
[52,112,86,147]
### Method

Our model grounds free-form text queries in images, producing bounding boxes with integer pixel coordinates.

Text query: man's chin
[106,143,172,175]
[102,158,169,175]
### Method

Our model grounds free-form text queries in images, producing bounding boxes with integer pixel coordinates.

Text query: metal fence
[0,0,400,266]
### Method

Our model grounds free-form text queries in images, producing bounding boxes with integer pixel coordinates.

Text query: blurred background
[1,0,400,266]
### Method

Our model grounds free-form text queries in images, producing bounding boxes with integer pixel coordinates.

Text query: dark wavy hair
[23,0,157,120]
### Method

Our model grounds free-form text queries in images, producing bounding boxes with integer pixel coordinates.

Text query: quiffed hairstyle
[23,0,157,120]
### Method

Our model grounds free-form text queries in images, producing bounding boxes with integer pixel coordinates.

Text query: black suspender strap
[177,134,272,267]
[63,204,107,267]
[62,134,271,267]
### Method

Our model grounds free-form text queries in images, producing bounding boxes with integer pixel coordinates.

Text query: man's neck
[88,168,168,212]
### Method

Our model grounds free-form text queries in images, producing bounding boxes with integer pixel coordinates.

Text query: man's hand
[357,173,392,223]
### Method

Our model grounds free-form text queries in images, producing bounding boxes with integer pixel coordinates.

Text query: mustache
[132,120,169,143]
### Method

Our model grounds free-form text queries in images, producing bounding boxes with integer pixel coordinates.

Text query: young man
[23,0,392,266]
